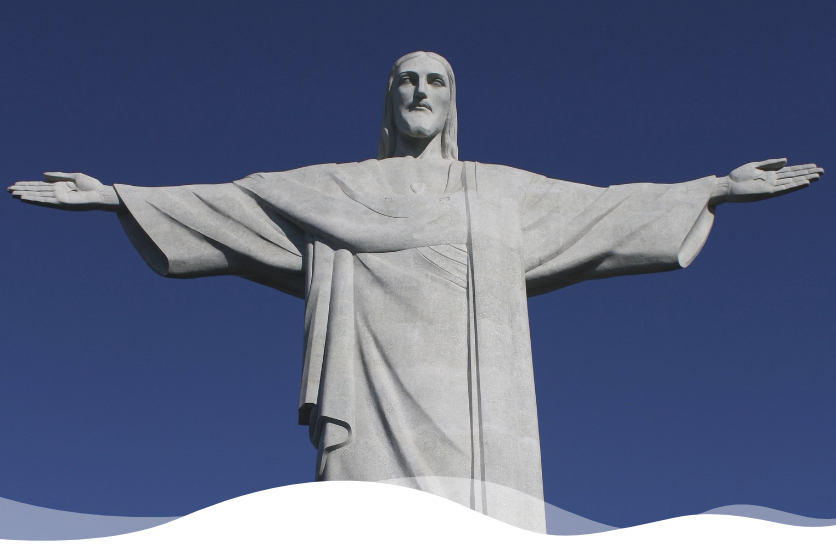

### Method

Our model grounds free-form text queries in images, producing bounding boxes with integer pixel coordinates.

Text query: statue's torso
[376,157,456,196]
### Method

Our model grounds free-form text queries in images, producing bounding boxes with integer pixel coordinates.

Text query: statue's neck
[393,133,444,159]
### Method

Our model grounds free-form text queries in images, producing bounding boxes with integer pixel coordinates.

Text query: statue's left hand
[712,158,824,204]
[8,172,123,211]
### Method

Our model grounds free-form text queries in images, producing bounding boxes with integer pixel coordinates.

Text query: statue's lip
[409,102,432,112]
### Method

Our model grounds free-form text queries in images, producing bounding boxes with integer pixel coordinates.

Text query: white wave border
[1,482,835,557]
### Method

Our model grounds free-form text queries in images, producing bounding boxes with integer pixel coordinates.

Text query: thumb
[44,172,80,183]
[755,158,787,171]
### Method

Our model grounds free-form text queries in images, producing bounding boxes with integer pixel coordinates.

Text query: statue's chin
[397,127,440,141]
[395,113,444,141]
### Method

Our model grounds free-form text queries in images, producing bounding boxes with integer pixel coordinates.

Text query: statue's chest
[377,159,457,197]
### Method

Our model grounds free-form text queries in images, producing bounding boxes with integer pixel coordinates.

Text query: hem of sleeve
[114,184,172,276]
[677,177,717,268]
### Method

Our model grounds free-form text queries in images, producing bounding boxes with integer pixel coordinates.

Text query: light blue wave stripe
[3,493,835,540]
[545,502,617,535]
[702,505,836,527]
[0,496,179,541]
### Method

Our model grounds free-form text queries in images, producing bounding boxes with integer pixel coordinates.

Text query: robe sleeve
[522,174,717,296]
[114,181,307,297]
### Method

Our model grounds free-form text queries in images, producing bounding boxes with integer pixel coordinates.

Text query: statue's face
[391,55,451,141]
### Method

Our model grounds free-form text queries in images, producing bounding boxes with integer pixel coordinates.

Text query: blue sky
[1,0,834,528]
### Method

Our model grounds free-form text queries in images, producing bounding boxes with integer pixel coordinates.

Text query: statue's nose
[415,79,428,99]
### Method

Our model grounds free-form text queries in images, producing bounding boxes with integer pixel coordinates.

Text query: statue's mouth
[410,102,432,112]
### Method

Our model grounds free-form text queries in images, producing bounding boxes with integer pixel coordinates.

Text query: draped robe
[114,158,717,532]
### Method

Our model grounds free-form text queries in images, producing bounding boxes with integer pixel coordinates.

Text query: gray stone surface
[6,51,825,534]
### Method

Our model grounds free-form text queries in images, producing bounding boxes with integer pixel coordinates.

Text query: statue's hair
[377,51,458,160]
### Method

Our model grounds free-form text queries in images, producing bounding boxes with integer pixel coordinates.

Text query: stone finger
[20,194,59,204]
[756,158,787,171]
[10,184,56,192]
[778,168,814,179]
[43,172,78,183]
[9,181,50,189]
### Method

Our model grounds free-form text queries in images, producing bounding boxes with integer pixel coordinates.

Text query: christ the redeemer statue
[8,52,824,533]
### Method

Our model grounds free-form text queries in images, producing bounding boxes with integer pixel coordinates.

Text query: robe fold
[114,159,717,532]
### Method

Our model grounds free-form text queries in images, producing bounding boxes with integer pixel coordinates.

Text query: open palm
[8,172,120,211]
[723,158,824,203]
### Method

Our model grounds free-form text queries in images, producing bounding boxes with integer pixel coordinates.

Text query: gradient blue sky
[1,0,834,528]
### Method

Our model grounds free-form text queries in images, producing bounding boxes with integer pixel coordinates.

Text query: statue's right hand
[8,172,122,211]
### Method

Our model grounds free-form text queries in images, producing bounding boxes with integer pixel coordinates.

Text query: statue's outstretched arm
[522,158,822,296]
[710,159,824,205]
[8,172,125,212]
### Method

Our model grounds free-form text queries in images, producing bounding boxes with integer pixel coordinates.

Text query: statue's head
[378,51,458,160]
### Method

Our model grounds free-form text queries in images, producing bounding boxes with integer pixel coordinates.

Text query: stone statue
[7,52,824,533]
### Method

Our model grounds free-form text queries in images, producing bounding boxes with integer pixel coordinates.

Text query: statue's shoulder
[242,159,541,188]
[469,161,541,186]
[240,160,379,183]
[235,160,387,198]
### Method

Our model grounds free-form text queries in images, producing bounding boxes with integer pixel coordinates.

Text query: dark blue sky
[1,0,833,528]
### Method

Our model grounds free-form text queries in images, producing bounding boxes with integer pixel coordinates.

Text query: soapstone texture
[7,52,824,533]
[113,160,717,533]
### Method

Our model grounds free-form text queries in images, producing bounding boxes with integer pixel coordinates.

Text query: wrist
[710,176,731,205]
[99,185,126,213]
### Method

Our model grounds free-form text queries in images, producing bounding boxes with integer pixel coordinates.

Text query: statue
[7,52,824,533]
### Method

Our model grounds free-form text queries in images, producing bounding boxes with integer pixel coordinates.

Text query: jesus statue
[8,51,824,533]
